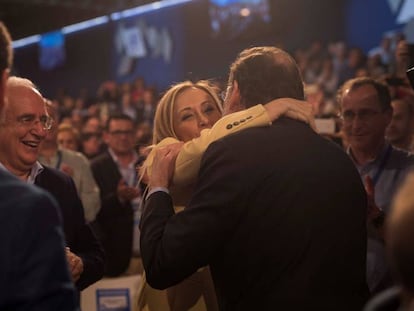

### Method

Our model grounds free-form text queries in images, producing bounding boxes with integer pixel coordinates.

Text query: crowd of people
[1,18,414,311]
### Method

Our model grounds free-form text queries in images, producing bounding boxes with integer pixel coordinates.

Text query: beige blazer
[143,104,271,204]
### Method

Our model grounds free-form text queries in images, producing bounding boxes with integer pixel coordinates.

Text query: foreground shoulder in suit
[0,169,78,310]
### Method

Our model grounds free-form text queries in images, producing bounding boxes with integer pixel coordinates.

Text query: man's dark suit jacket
[141,118,369,311]
[90,150,134,276]
[0,169,78,310]
[35,166,105,291]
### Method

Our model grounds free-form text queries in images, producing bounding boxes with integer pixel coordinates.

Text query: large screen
[209,0,271,40]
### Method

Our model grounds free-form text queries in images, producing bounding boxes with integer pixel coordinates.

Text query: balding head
[2,77,41,122]
[7,76,38,92]
[6,76,41,103]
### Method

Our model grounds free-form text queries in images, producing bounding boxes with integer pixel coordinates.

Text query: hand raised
[117,179,141,203]
[149,142,183,189]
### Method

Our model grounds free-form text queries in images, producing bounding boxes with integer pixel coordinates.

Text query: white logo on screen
[115,19,172,62]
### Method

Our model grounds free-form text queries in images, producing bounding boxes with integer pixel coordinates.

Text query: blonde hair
[58,123,80,141]
[152,80,223,144]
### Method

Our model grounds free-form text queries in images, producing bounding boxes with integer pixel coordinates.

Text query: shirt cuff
[147,186,170,199]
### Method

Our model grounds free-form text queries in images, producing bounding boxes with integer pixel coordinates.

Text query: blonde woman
[138,80,314,311]
[142,80,314,204]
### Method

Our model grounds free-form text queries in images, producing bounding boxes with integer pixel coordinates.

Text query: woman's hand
[149,142,183,190]
[264,98,315,130]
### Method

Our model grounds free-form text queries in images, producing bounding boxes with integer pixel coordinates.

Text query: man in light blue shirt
[338,76,414,295]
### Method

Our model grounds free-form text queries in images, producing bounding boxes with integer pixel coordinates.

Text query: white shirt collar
[0,161,44,184]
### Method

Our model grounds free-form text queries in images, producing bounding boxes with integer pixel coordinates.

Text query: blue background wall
[12,0,347,97]
[344,0,405,52]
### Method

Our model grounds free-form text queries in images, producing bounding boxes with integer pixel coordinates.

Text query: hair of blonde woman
[152,80,223,144]
[57,123,80,144]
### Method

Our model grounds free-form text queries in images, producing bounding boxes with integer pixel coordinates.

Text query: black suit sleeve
[34,167,105,290]
[67,177,105,290]
[140,139,248,289]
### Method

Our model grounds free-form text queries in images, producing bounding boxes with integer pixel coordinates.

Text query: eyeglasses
[339,109,382,123]
[16,114,54,131]
[108,130,134,137]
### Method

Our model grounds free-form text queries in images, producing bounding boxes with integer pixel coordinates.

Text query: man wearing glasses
[0,22,78,310]
[337,77,414,296]
[0,76,105,299]
[91,114,143,277]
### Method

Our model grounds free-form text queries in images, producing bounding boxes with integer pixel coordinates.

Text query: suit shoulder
[210,118,312,148]
[0,171,59,214]
[37,166,76,190]
[391,147,414,166]
[41,166,70,180]
[0,170,43,196]
[90,151,111,168]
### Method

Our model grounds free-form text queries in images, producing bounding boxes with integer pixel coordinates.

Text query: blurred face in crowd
[0,84,50,176]
[82,132,102,158]
[173,87,221,142]
[341,84,392,154]
[386,99,414,146]
[83,117,101,133]
[58,129,78,151]
[104,118,135,156]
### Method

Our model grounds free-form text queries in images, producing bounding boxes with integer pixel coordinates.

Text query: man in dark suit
[0,21,78,310]
[0,169,79,310]
[91,114,142,276]
[0,76,104,293]
[141,46,369,310]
